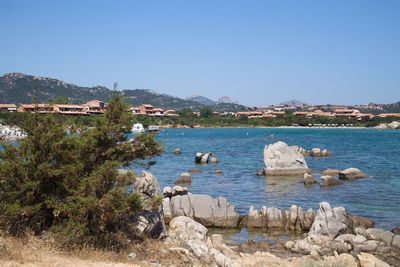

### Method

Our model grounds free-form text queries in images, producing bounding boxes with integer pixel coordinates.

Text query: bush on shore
[0,93,162,249]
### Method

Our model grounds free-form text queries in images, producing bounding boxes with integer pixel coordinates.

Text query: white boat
[147,125,159,132]
[132,123,145,133]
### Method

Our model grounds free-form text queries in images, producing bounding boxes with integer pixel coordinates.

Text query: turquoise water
[132,128,400,230]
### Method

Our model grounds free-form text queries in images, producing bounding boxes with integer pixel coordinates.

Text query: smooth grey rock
[353,240,380,252]
[165,194,240,228]
[339,168,367,180]
[335,234,367,244]
[366,228,395,245]
[263,141,310,176]
[174,148,182,155]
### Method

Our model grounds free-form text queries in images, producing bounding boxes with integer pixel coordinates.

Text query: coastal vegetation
[1,108,399,129]
[0,93,162,249]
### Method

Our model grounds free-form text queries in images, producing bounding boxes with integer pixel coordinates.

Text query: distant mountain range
[186,95,239,106]
[0,73,250,112]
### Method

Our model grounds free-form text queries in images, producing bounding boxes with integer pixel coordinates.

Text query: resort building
[17,104,54,113]
[83,100,106,114]
[130,104,179,117]
[0,104,17,112]
[53,104,86,115]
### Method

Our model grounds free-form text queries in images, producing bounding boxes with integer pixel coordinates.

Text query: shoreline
[158,125,373,129]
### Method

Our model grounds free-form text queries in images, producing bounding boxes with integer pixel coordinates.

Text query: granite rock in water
[175,172,192,185]
[339,168,367,180]
[320,175,343,187]
[263,141,310,176]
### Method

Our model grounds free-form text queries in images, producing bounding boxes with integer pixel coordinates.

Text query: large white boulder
[263,141,310,176]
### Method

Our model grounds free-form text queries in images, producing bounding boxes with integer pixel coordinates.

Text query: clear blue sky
[1,0,399,106]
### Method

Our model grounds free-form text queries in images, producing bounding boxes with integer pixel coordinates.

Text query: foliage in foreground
[0,93,162,249]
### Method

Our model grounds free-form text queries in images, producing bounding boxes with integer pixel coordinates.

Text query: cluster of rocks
[375,121,400,130]
[246,205,315,232]
[304,168,368,187]
[286,202,398,266]
[195,152,219,164]
[0,125,26,141]
[162,185,188,198]
[295,146,332,157]
[165,215,390,267]
[163,194,241,228]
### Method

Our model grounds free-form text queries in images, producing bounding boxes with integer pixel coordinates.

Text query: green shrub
[0,93,162,249]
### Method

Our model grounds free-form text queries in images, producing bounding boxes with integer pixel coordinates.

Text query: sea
[130,127,400,232]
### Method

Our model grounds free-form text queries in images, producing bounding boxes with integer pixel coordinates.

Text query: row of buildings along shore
[1,100,400,119]
[0,100,178,117]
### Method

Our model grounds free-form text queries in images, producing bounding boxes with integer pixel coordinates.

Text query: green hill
[0,73,249,112]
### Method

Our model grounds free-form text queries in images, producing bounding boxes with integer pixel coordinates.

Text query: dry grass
[0,234,188,267]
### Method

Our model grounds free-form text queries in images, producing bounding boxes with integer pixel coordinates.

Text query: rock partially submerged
[304,173,317,186]
[195,152,218,164]
[339,168,367,180]
[322,168,341,176]
[175,172,192,185]
[320,175,343,187]
[163,194,240,227]
[263,141,310,176]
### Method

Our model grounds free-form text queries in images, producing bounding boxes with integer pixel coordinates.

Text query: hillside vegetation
[0,73,249,112]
